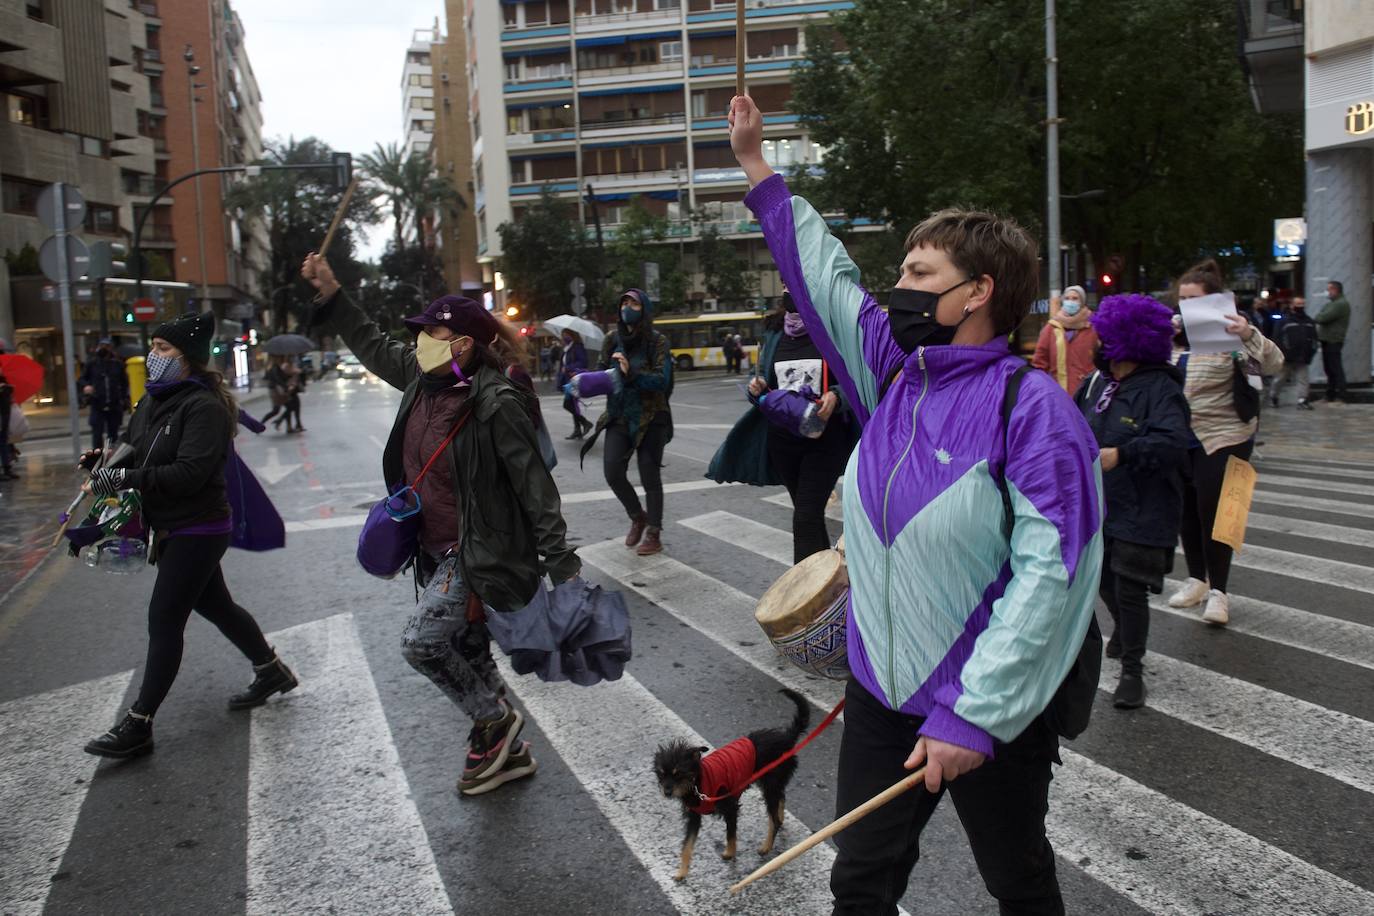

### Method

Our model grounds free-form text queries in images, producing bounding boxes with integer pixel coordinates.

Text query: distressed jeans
[401,555,506,723]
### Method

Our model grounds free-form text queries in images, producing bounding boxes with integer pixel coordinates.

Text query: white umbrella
[543,315,605,350]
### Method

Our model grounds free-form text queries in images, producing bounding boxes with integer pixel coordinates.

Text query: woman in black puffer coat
[82,312,294,759]
[1074,294,1192,711]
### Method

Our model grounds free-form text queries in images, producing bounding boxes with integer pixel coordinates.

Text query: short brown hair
[904,208,1040,335]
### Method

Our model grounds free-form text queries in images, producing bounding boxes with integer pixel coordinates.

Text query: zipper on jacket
[880,347,928,696]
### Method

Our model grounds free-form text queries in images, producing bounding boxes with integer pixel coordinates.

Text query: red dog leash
[697,696,845,805]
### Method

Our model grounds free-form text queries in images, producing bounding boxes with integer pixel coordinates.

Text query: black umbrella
[262,334,316,355]
[485,579,632,686]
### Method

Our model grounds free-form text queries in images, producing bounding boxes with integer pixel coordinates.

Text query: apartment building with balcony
[0,0,162,388]
[402,26,438,160]
[1240,0,1374,383]
[461,0,855,307]
[432,1,482,294]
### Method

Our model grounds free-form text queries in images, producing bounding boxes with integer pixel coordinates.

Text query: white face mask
[1061,299,1083,317]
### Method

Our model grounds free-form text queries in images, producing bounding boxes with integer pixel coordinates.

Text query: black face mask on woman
[887,278,974,353]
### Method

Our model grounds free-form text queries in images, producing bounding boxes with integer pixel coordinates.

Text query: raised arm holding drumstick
[727,94,1104,911]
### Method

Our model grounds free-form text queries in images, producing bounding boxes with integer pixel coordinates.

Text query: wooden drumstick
[316,176,359,259]
[736,0,746,97]
[729,767,926,894]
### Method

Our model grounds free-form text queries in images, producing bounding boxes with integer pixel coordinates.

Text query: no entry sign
[133,298,157,321]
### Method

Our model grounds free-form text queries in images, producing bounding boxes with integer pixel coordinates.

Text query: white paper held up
[1179,291,1242,355]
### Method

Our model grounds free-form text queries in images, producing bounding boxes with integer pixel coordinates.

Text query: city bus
[655,310,767,371]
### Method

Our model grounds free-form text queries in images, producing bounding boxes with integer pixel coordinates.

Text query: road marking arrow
[255,447,301,486]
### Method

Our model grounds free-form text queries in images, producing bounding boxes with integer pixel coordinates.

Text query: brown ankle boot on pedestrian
[636,526,662,556]
[625,512,648,547]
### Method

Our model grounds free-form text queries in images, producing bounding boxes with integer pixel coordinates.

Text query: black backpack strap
[877,366,903,403]
[998,365,1031,537]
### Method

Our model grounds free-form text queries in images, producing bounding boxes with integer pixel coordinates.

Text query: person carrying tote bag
[301,253,581,797]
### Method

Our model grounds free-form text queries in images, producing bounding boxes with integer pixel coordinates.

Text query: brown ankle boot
[636,526,662,556]
[624,512,648,547]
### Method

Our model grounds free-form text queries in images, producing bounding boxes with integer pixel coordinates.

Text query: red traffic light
[1100,273,1114,287]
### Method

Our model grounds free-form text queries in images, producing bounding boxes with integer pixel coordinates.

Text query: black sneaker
[458,702,524,795]
[1113,674,1146,710]
[1105,636,1122,659]
[85,710,154,758]
[228,654,298,710]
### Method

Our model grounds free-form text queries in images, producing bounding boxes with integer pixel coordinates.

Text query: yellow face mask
[415,330,468,374]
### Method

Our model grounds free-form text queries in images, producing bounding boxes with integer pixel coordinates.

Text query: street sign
[133,297,157,321]
[39,235,90,283]
[36,183,85,232]
[569,277,586,297]
[570,294,587,315]
[87,240,128,279]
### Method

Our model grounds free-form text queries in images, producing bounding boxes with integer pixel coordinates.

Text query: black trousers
[1321,341,1346,401]
[133,534,274,716]
[603,416,669,528]
[1179,440,1252,595]
[1099,539,1150,677]
[89,409,122,451]
[768,425,850,563]
[831,680,1063,916]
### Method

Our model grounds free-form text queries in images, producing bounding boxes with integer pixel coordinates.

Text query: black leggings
[1099,540,1150,677]
[133,534,274,716]
[1179,440,1253,595]
[768,426,851,564]
[603,416,669,528]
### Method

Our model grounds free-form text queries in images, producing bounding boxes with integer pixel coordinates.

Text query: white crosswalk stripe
[1251,488,1374,519]
[1231,543,1374,595]
[0,670,134,916]
[246,614,452,915]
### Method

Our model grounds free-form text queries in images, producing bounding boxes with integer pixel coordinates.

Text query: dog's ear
[695,746,708,756]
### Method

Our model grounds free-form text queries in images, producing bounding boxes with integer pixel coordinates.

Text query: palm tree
[360,142,410,253]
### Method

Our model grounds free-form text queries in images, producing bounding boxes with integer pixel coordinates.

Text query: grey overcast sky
[233,0,446,261]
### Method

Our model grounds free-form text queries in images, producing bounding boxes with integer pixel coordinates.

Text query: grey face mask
[145,351,184,382]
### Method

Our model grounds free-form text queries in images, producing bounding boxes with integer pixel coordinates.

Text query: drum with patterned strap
[754,548,850,680]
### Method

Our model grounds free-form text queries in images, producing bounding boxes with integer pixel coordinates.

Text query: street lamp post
[185,46,210,306]
[1045,0,1063,301]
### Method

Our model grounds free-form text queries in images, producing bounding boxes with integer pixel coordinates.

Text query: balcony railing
[577,61,682,80]
[575,9,681,27]
[122,174,160,196]
[137,2,159,16]
[144,47,162,62]
[143,225,176,242]
[581,113,685,132]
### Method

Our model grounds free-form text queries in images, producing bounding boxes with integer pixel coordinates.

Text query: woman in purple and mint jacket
[79,312,295,760]
[729,95,1103,915]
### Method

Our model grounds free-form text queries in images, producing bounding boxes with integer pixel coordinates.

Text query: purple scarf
[783,312,807,338]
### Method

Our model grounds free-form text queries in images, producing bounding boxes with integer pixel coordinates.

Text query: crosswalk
[3,451,1373,914]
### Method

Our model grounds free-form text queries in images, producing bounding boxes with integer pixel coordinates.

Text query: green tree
[495,191,595,320]
[605,198,686,311]
[3,243,41,276]
[792,0,1303,290]
[360,142,464,252]
[692,215,757,308]
[225,136,379,331]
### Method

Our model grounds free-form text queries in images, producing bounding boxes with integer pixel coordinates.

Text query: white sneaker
[1202,590,1230,626]
[1167,577,1210,608]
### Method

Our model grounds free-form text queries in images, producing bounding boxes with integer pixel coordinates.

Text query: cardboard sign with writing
[1212,456,1257,553]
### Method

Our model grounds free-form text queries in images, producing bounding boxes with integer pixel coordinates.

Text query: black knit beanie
[151,311,215,365]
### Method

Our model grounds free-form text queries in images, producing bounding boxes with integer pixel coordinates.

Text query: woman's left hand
[1100,447,1120,472]
[612,352,629,374]
[1224,315,1255,341]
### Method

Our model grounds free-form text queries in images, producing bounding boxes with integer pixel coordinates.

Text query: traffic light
[505,304,520,318]
[1100,273,1114,289]
[332,151,353,190]
[124,311,135,324]
[87,241,128,279]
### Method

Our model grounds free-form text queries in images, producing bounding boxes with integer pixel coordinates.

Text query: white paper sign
[1179,291,1241,355]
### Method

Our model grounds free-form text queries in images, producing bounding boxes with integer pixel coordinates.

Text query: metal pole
[54,183,82,463]
[1045,0,1062,301]
[188,75,210,307]
[97,278,108,339]
[586,182,605,313]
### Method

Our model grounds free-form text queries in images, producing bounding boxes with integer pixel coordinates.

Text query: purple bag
[756,385,826,439]
[226,448,285,551]
[567,367,622,400]
[356,413,469,579]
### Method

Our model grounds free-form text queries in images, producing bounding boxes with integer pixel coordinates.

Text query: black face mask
[887,279,974,353]
[1093,344,1112,375]
[781,291,796,313]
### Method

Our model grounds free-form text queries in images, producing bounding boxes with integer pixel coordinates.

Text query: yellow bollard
[126,355,147,405]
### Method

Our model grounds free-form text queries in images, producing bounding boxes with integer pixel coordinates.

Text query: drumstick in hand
[316,177,358,258]
[730,767,926,894]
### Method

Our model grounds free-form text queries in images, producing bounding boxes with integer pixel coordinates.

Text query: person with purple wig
[1075,294,1192,709]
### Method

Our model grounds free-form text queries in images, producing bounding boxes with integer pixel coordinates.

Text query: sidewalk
[18,386,271,443]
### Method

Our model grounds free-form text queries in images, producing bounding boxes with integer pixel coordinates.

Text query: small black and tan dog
[653,688,810,881]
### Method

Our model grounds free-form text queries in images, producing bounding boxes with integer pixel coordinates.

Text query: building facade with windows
[432,1,482,294]
[461,0,855,310]
[0,0,163,396]
[1242,0,1374,383]
[402,27,437,161]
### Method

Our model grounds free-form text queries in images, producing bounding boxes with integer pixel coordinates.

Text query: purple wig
[1091,294,1175,365]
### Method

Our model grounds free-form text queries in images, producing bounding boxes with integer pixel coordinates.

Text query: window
[655,0,678,8]
[691,93,706,118]
[504,61,520,82]
[85,204,120,235]
[507,111,523,134]
[761,139,795,167]
[420,97,433,110]
[2,175,45,214]
[25,0,44,21]
[420,73,432,88]
[409,73,421,85]
[413,141,429,153]
[660,41,682,62]
[4,92,47,128]
[80,136,106,157]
